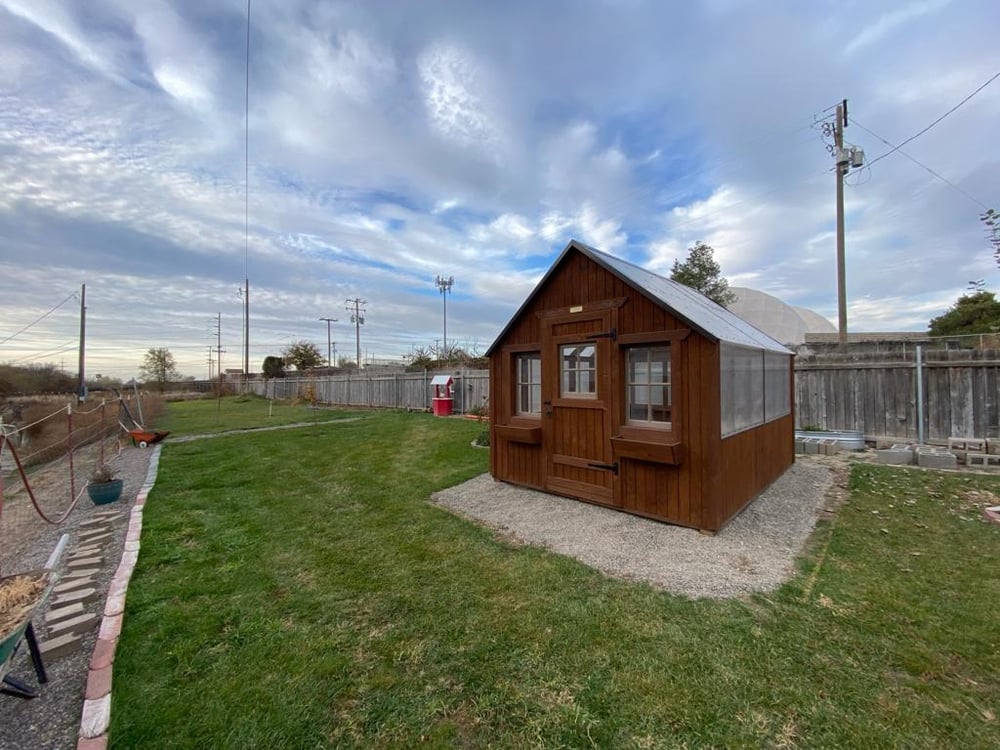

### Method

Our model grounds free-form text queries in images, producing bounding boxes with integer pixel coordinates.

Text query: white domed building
[726,287,836,346]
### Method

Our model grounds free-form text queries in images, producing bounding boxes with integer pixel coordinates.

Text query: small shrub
[89,463,119,483]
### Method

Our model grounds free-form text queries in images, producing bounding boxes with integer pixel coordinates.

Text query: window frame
[559,342,598,400]
[514,351,542,417]
[613,330,688,444]
[624,344,672,429]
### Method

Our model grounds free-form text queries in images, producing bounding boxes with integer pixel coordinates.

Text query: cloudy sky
[1,0,997,380]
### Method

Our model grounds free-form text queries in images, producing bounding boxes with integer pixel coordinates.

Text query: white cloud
[418,41,504,156]
[1,0,124,80]
[0,0,997,379]
[845,0,951,57]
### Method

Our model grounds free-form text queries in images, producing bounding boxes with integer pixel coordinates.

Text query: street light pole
[435,275,454,357]
[319,317,337,367]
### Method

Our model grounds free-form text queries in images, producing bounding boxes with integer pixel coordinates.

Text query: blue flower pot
[87,479,123,505]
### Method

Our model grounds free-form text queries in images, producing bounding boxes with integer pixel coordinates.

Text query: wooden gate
[541,308,616,505]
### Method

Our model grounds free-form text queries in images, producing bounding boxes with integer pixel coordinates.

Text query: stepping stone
[63,568,100,579]
[78,532,112,544]
[46,602,85,624]
[68,557,102,569]
[53,578,95,595]
[70,549,102,559]
[51,587,97,606]
[49,612,99,637]
[80,518,111,528]
[69,546,104,558]
[39,633,82,660]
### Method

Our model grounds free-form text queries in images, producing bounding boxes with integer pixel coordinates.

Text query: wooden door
[542,309,616,505]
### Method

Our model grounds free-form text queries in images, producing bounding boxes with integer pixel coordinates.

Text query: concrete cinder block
[967,453,1000,469]
[948,437,985,453]
[820,438,839,456]
[916,449,957,470]
[877,448,913,465]
[986,439,1000,456]
[794,439,807,454]
[803,438,820,455]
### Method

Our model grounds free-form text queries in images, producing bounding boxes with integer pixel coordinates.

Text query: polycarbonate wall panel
[763,350,791,421]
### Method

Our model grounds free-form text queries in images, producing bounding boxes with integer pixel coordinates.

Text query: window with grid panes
[626,345,671,426]
[560,343,597,398]
[515,353,541,415]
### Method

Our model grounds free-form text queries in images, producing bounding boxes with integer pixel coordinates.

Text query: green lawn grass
[111,414,1000,749]
[157,395,366,437]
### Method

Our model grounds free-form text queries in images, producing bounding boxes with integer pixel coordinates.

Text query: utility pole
[213,313,226,394]
[834,101,848,345]
[243,0,252,379]
[435,275,454,357]
[244,277,250,375]
[207,347,214,380]
[77,283,86,401]
[820,99,864,345]
[319,317,338,367]
[345,298,366,368]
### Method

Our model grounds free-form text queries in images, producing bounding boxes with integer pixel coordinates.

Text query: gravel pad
[431,458,834,598]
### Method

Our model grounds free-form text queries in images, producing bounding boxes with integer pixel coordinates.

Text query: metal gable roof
[487,240,791,355]
[577,242,791,353]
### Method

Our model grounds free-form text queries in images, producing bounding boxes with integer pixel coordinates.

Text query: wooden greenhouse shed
[487,240,794,532]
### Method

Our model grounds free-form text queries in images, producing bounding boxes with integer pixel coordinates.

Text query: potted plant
[87,463,123,505]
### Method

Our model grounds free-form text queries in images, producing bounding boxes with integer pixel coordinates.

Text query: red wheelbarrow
[129,429,170,448]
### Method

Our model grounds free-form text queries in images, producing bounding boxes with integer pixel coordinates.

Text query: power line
[851,118,989,210]
[0,291,77,346]
[866,70,1000,169]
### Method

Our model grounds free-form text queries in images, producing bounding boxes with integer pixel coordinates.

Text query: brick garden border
[76,445,162,750]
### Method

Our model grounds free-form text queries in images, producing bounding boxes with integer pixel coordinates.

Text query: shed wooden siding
[489,247,793,531]
[717,414,795,529]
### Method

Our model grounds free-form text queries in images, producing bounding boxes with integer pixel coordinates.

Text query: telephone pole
[435,275,454,357]
[820,99,864,345]
[834,101,848,345]
[213,313,226,392]
[77,283,86,401]
[319,317,338,367]
[345,298,366,368]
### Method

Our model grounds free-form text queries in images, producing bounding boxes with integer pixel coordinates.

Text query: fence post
[66,403,76,504]
[915,344,924,445]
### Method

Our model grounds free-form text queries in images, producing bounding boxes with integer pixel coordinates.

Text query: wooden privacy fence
[240,370,490,414]
[234,350,998,442]
[795,348,1000,441]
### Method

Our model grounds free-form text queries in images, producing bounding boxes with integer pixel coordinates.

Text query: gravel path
[431,456,841,598]
[0,445,154,750]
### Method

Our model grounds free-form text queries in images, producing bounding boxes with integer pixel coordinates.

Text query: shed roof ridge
[570,241,789,353]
